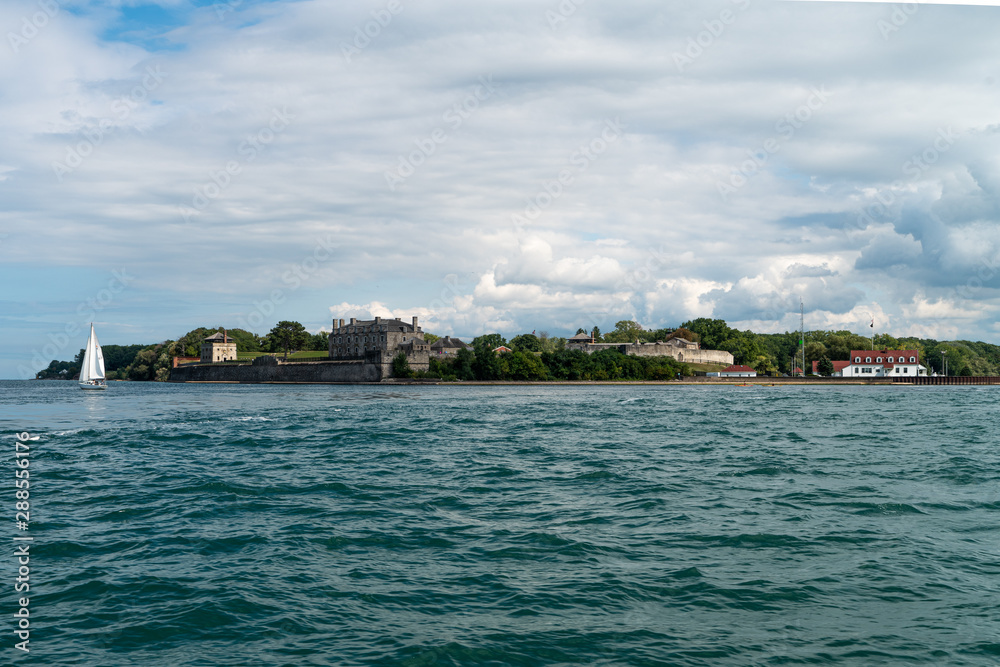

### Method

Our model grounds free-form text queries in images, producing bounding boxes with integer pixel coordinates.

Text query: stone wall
[169,357,382,383]
[566,341,734,366]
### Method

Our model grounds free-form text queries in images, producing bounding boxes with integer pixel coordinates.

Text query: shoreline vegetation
[33,317,1000,382]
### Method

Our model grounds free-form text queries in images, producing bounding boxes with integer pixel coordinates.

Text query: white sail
[91,326,105,380]
[79,324,106,386]
[80,326,94,383]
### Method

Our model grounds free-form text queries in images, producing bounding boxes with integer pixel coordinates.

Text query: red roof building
[811,360,852,375]
[813,350,926,378]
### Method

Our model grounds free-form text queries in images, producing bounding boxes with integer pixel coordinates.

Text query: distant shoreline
[165,378,979,387]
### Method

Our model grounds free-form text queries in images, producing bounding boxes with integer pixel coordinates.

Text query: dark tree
[510,333,541,352]
[268,321,309,360]
[817,357,835,376]
[391,352,412,378]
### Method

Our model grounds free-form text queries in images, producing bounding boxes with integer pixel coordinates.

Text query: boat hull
[79,382,107,390]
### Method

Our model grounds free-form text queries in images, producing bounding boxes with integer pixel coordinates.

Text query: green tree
[720,330,764,365]
[681,318,734,350]
[422,333,440,345]
[804,341,828,365]
[269,321,309,360]
[502,350,547,380]
[817,357,835,376]
[510,333,541,352]
[472,334,505,380]
[102,344,145,371]
[752,354,777,375]
[391,352,412,378]
[306,331,330,351]
[453,348,475,381]
[603,320,646,344]
[666,327,699,343]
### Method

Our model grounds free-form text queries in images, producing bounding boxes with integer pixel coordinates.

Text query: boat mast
[80,324,94,383]
[800,300,805,377]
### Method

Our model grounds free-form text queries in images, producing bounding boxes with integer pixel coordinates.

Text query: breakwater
[894,376,1000,385]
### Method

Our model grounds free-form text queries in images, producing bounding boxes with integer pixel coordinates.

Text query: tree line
[34,322,330,381]
[392,331,689,382]
[33,317,1000,381]
[678,318,999,376]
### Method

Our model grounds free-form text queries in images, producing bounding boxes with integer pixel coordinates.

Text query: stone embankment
[169,355,381,383]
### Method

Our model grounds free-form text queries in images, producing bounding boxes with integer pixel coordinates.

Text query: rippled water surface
[2,380,1000,665]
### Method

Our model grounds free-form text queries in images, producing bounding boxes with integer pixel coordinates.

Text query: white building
[836,349,926,378]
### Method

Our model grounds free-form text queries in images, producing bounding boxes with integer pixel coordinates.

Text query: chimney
[375,316,381,325]
[350,318,356,325]
[412,316,419,331]
[223,328,227,343]
[339,319,344,329]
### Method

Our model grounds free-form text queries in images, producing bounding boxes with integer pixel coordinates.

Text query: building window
[876,357,882,363]
[888,357,894,363]
[866,357,871,363]
[904,367,909,373]
[855,357,861,363]
[909,357,915,362]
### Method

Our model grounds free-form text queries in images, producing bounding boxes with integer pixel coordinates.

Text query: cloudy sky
[2,0,1000,378]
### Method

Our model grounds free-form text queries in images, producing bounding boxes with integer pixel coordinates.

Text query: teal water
[2,381,999,665]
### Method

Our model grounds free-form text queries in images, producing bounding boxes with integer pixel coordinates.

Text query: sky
[2,0,1000,378]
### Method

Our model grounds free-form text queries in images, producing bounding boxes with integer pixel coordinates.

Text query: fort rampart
[169,356,382,383]
[568,341,734,366]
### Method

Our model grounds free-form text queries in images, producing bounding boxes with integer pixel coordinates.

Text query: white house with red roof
[812,350,926,378]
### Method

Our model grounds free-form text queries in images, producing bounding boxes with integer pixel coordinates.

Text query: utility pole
[800,300,806,377]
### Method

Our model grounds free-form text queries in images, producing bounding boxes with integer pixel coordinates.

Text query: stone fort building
[566,332,734,366]
[328,315,430,374]
[200,330,238,363]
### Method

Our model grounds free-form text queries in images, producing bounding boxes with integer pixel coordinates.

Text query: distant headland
[31,317,1000,385]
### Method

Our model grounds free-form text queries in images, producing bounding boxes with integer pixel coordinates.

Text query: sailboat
[79,323,107,390]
